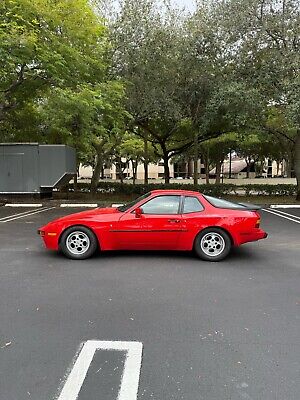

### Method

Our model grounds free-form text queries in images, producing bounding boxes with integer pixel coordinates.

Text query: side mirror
[135,207,143,218]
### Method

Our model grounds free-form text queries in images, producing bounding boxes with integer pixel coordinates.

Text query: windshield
[117,192,151,212]
[203,195,248,209]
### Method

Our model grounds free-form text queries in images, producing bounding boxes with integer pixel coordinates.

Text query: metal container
[0,143,76,195]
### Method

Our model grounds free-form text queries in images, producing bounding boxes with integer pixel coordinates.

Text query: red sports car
[38,190,267,261]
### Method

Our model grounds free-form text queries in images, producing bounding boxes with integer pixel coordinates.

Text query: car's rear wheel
[60,226,98,260]
[194,228,231,261]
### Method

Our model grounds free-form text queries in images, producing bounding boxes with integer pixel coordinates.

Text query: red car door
[178,195,208,250]
[138,195,183,250]
[111,211,144,250]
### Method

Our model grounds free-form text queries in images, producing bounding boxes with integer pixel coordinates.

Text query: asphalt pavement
[0,205,299,400]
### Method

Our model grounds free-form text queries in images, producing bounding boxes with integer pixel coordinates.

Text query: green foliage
[70,181,297,197]
[1,0,300,198]
[0,0,108,136]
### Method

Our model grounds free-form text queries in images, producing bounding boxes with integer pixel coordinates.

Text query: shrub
[70,182,297,197]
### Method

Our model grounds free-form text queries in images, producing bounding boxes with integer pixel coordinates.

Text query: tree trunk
[215,159,222,184]
[286,159,292,178]
[117,160,124,183]
[246,163,250,179]
[294,132,300,200]
[163,153,170,184]
[73,173,78,193]
[143,137,149,184]
[91,151,102,193]
[132,160,137,185]
[204,154,210,184]
[193,132,198,185]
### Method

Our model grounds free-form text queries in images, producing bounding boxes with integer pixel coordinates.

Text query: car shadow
[41,246,266,268]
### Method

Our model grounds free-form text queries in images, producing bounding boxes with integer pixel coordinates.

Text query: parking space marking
[57,340,143,400]
[60,204,98,208]
[0,207,56,223]
[0,209,41,222]
[270,204,300,209]
[5,203,43,207]
[263,209,300,224]
[271,209,300,221]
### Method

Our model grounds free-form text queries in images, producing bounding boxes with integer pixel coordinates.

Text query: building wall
[79,160,175,180]
[79,158,287,181]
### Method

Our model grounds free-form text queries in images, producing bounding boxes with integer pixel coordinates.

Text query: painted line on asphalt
[60,204,98,208]
[263,208,300,224]
[56,340,143,400]
[270,204,300,209]
[271,209,300,221]
[0,207,56,223]
[0,208,43,222]
[5,203,43,208]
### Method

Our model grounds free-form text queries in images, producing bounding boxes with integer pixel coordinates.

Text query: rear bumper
[237,229,268,245]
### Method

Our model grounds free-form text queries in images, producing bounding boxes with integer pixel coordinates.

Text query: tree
[0,0,107,137]
[214,0,300,197]
[40,81,127,192]
[118,132,157,184]
[110,0,194,183]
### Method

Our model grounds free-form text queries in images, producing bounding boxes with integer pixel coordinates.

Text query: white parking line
[60,204,98,208]
[271,209,300,221]
[263,209,300,224]
[0,207,56,223]
[5,203,43,207]
[0,209,42,222]
[270,204,300,209]
[56,340,143,400]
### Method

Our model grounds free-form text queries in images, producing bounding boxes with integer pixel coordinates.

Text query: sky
[172,0,196,12]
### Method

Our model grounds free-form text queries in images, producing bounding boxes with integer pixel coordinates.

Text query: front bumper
[37,228,59,250]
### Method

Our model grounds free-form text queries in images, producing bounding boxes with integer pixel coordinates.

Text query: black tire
[59,225,98,260]
[194,227,231,262]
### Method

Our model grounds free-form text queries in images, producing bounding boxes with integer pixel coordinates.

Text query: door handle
[168,219,181,223]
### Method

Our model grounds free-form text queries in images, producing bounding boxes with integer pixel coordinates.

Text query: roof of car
[150,189,201,195]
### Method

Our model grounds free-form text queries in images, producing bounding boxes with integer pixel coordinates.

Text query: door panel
[137,195,182,249]
[139,214,184,250]
[110,212,144,250]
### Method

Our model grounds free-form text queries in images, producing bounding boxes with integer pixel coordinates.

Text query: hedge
[70,182,297,197]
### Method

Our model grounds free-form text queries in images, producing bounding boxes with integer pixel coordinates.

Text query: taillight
[254,211,260,228]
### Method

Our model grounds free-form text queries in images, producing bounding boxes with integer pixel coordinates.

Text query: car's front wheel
[194,228,231,261]
[60,226,98,260]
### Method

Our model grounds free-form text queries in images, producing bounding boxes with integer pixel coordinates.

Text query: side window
[141,195,180,215]
[183,196,204,213]
[204,195,247,209]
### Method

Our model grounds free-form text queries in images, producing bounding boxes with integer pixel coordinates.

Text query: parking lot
[0,204,299,400]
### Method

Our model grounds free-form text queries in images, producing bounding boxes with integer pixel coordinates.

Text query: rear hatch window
[203,195,261,210]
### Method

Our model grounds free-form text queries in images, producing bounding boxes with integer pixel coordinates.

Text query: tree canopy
[1,0,300,197]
